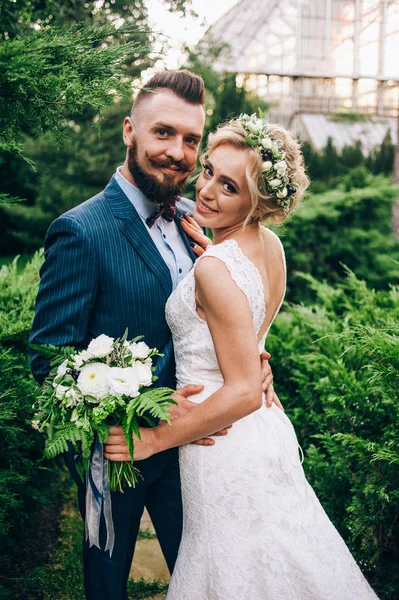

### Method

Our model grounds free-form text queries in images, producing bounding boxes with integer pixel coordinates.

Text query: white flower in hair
[246,119,262,134]
[277,188,288,198]
[261,138,273,150]
[262,161,273,171]
[275,160,287,171]
[272,142,280,155]
[270,178,282,189]
[87,334,114,358]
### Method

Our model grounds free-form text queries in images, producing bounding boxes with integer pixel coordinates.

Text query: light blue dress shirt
[115,167,193,290]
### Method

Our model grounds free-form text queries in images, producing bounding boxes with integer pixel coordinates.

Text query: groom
[30,69,275,600]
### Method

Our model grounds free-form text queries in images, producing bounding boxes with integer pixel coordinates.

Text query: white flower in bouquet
[129,341,150,359]
[108,367,140,398]
[55,384,69,399]
[87,334,114,358]
[73,349,94,369]
[77,363,110,400]
[33,328,175,496]
[65,387,83,408]
[132,360,153,387]
[53,359,69,387]
[57,359,69,378]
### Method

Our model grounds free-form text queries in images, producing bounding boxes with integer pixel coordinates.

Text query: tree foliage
[0,0,194,207]
[0,22,150,153]
[302,133,395,194]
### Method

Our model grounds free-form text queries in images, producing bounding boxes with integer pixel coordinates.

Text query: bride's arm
[105,256,263,462]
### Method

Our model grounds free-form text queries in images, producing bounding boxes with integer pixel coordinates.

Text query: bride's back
[238,227,286,343]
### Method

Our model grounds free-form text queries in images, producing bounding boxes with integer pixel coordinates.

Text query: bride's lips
[197,198,218,215]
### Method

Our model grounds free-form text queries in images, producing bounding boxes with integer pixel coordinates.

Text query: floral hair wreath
[230,110,297,213]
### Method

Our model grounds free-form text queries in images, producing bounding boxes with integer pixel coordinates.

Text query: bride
[105,114,379,599]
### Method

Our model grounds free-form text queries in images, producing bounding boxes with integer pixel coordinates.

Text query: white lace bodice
[166,238,284,390]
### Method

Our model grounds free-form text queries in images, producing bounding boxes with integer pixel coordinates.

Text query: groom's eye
[156,129,169,137]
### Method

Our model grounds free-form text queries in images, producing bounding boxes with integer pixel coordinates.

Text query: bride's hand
[180,213,212,257]
[104,425,157,462]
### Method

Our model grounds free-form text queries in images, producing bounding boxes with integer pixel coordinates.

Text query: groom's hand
[260,351,284,411]
[172,384,231,447]
[168,384,204,421]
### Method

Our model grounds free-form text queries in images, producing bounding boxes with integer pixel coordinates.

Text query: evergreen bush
[0,252,58,597]
[273,177,399,303]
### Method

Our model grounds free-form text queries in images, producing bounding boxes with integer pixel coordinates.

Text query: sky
[146,0,238,69]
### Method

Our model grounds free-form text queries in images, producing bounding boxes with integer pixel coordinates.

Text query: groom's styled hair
[132,69,205,112]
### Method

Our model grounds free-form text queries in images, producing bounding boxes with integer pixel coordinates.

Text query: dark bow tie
[146,203,177,228]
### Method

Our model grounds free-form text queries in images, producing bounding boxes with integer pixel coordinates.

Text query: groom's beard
[127,143,189,207]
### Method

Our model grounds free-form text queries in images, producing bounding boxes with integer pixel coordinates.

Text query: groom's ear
[122,117,134,148]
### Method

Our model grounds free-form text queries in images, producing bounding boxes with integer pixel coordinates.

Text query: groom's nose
[165,139,185,163]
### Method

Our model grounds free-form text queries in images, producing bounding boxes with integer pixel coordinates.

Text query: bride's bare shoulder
[260,227,285,263]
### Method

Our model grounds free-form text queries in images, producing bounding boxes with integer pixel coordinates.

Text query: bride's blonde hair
[200,122,310,225]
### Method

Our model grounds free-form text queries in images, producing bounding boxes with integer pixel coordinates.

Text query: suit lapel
[104,176,173,296]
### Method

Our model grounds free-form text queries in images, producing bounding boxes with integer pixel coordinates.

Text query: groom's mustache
[147,154,191,173]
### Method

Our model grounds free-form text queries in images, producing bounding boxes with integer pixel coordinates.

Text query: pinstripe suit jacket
[30,175,196,482]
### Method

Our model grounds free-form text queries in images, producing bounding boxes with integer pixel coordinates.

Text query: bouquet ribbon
[85,436,115,556]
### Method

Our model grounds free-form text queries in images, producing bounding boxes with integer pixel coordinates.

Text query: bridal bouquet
[32,331,175,492]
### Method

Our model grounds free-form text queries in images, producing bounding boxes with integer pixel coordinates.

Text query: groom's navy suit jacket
[30,175,196,483]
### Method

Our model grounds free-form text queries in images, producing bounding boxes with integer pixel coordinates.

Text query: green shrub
[268,270,399,599]
[273,177,399,303]
[0,252,59,597]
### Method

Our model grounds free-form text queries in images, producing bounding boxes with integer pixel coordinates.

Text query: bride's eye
[223,181,236,194]
[203,164,212,177]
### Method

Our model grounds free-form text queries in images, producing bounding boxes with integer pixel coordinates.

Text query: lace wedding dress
[165,238,378,600]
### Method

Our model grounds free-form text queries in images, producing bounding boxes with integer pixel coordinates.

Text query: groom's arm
[30,216,99,384]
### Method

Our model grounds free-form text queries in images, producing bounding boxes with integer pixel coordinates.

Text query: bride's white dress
[165,238,378,600]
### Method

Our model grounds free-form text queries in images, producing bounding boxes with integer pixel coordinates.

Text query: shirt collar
[115,166,158,220]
